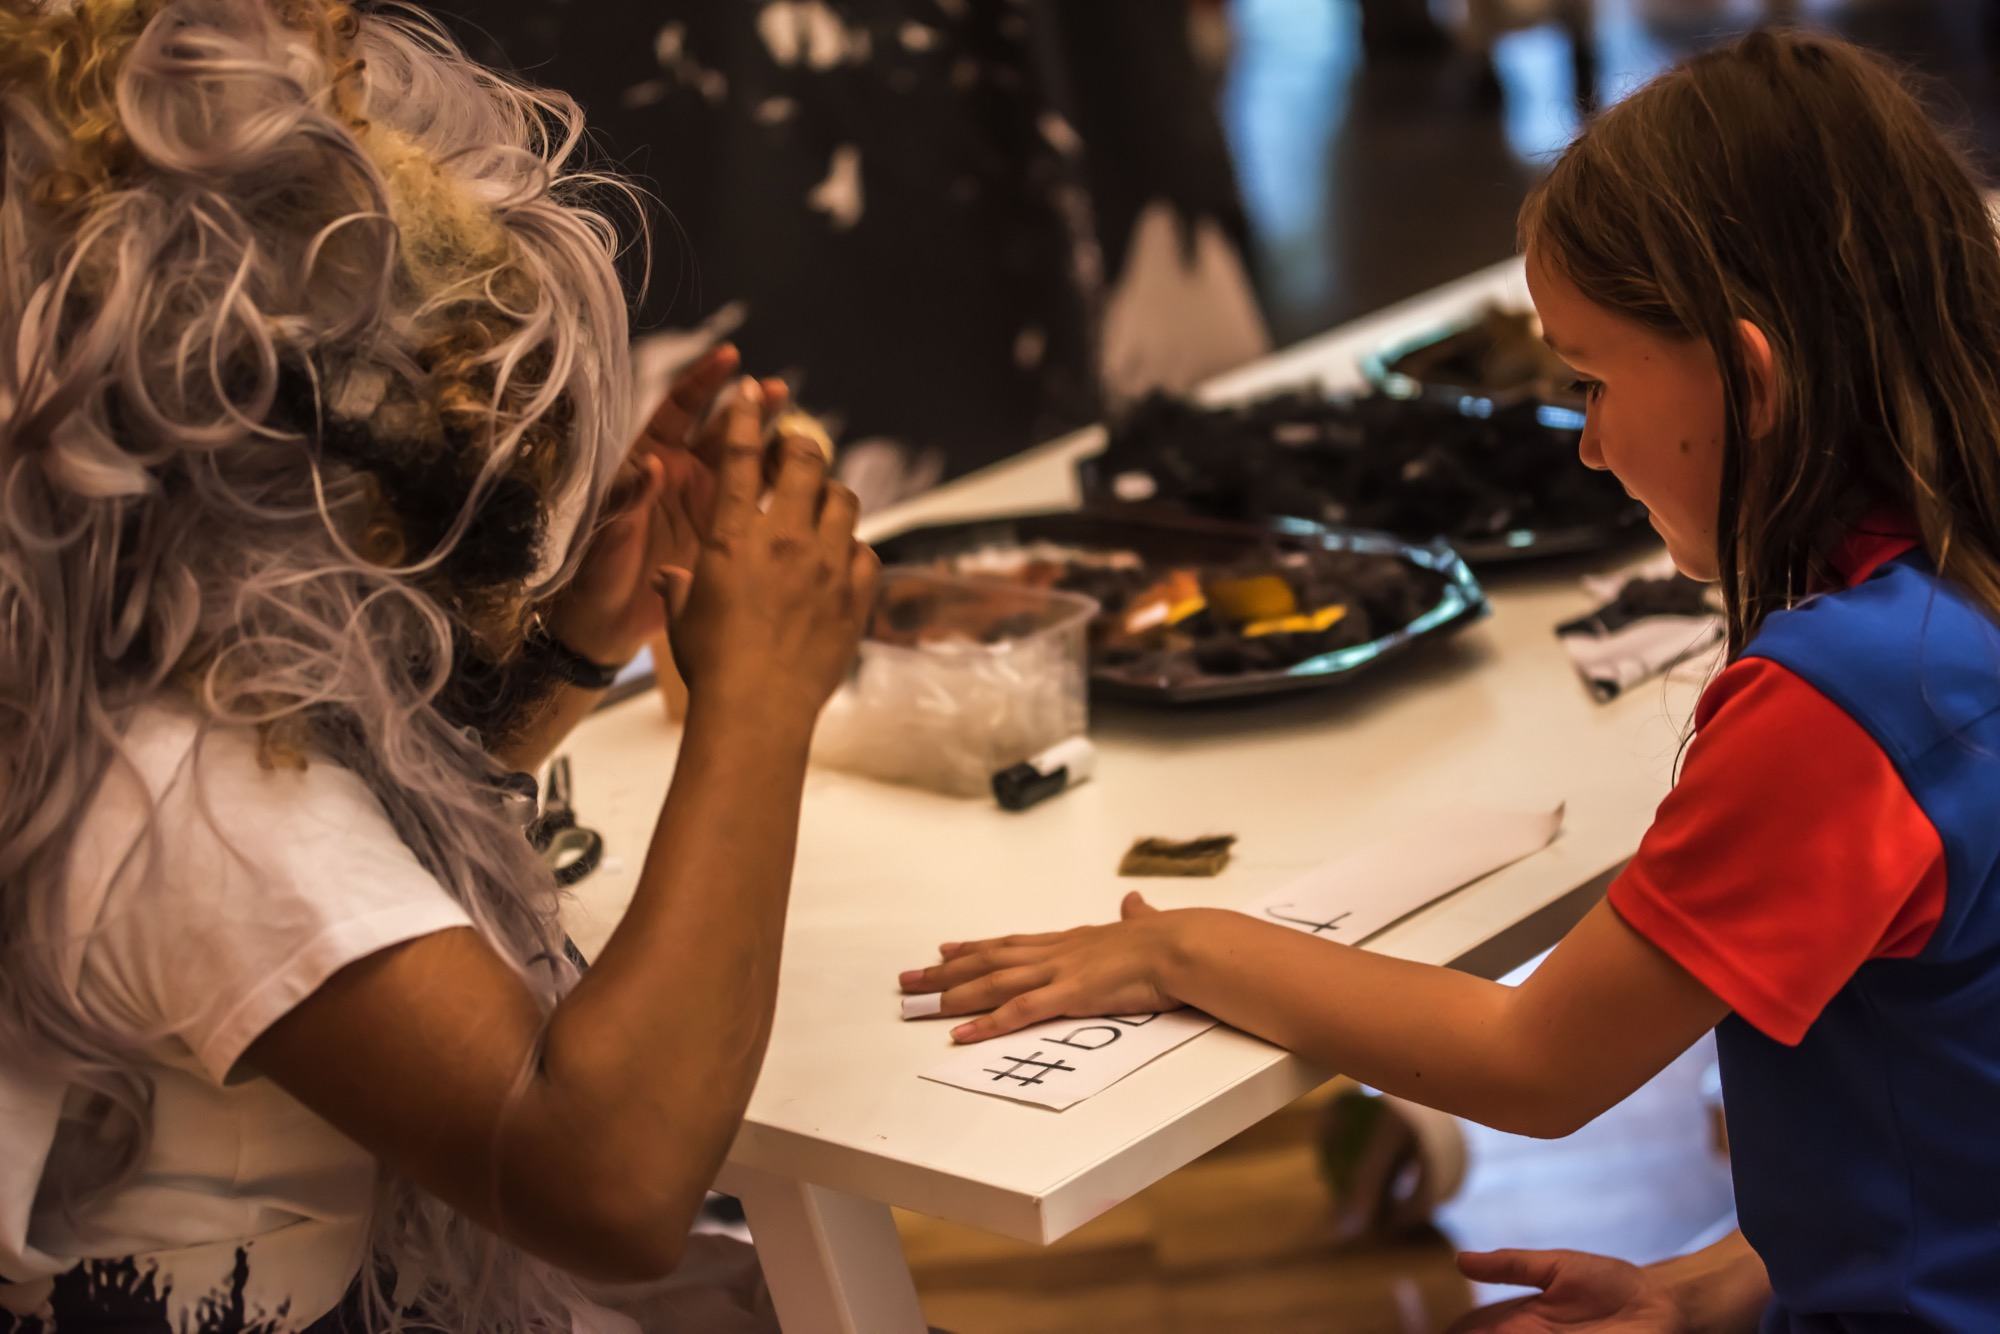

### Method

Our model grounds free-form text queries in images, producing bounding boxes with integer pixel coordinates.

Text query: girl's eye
[1568,377,1604,403]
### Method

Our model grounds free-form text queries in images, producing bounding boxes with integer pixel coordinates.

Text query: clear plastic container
[811,568,1098,797]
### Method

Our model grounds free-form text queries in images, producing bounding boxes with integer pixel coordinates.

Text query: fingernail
[951,1024,975,1042]
[939,942,960,955]
[898,969,922,987]
[900,994,942,1020]
[738,378,761,407]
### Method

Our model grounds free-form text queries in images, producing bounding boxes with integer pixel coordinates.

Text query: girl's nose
[1577,416,1608,472]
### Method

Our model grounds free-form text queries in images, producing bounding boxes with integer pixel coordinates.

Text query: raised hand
[545,345,789,668]
[657,383,878,724]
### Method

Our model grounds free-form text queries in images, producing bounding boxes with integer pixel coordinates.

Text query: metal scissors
[531,755,604,888]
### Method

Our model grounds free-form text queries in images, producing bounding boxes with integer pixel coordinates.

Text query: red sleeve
[1608,657,1945,1045]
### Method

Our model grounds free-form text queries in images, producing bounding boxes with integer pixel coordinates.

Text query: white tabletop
[560,255,1701,1247]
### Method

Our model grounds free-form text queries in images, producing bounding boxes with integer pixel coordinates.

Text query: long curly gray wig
[1,0,636,1326]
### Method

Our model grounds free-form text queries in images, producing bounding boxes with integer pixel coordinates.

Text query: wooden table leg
[722,1165,927,1334]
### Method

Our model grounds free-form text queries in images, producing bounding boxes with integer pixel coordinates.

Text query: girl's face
[1526,247,1730,581]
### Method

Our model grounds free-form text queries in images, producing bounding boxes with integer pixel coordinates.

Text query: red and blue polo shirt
[1609,514,2000,1330]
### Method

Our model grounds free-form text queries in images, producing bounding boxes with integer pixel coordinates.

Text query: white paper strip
[920,803,1564,1110]
[919,1009,1215,1110]
[1247,805,1567,946]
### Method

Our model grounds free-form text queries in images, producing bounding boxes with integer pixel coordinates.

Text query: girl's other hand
[1446,1250,1684,1333]
[897,893,1191,1043]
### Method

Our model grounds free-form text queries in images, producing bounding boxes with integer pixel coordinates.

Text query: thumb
[592,457,665,565]
[635,451,667,509]
[1120,891,1158,920]
[648,565,694,621]
[607,450,666,519]
[1456,1249,1564,1290]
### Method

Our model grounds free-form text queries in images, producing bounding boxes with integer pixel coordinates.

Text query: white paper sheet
[919,803,1564,1110]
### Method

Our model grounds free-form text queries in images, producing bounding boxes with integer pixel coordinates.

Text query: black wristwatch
[522,624,624,691]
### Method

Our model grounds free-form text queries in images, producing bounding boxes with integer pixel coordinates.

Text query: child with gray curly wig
[0,1,877,1330]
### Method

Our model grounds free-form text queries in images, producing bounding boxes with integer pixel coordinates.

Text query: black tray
[872,509,1490,705]
[1080,389,1649,567]
[1358,310,1585,417]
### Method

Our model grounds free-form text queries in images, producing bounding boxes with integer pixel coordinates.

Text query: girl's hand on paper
[897,893,1195,1043]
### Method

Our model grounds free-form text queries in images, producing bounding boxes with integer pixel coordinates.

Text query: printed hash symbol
[984,1051,1077,1086]
[1264,905,1353,935]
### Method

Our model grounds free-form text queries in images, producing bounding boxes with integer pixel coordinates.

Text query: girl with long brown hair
[907,29,2000,1329]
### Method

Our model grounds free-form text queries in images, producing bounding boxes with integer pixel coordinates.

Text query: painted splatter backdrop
[440,0,1269,492]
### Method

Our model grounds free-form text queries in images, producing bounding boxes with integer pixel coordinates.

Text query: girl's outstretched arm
[901,895,1726,1139]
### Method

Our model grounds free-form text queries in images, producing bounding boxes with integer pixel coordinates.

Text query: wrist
[685,670,828,735]
[1652,1235,1768,1334]
[527,605,633,687]
[544,618,640,679]
[1664,1271,1725,1334]
[1155,908,1223,1001]
[682,687,818,756]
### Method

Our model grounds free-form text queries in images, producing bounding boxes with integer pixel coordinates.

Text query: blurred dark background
[432,0,2000,500]
[1221,0,2000,342]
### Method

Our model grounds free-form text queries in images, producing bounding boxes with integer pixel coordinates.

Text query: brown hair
[1521,28,2000,653]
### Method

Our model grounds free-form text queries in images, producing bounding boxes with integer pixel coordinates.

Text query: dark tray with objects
[1359,304,1587,417]
[1079,385,1648,565]
[872,509,1489,705]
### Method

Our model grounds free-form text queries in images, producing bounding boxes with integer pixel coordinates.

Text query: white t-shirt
[0,702,475,1330]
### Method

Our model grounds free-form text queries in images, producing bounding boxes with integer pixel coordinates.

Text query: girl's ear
[1736,319,1779,440]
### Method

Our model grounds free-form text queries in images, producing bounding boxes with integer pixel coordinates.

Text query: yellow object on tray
[1242,604,1349,638]
[1205,573,1298,624]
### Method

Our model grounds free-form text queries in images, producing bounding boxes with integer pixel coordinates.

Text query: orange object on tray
[1120,568,1206,636]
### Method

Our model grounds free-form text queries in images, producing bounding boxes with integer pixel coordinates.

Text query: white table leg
[722,1165,926,1334]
